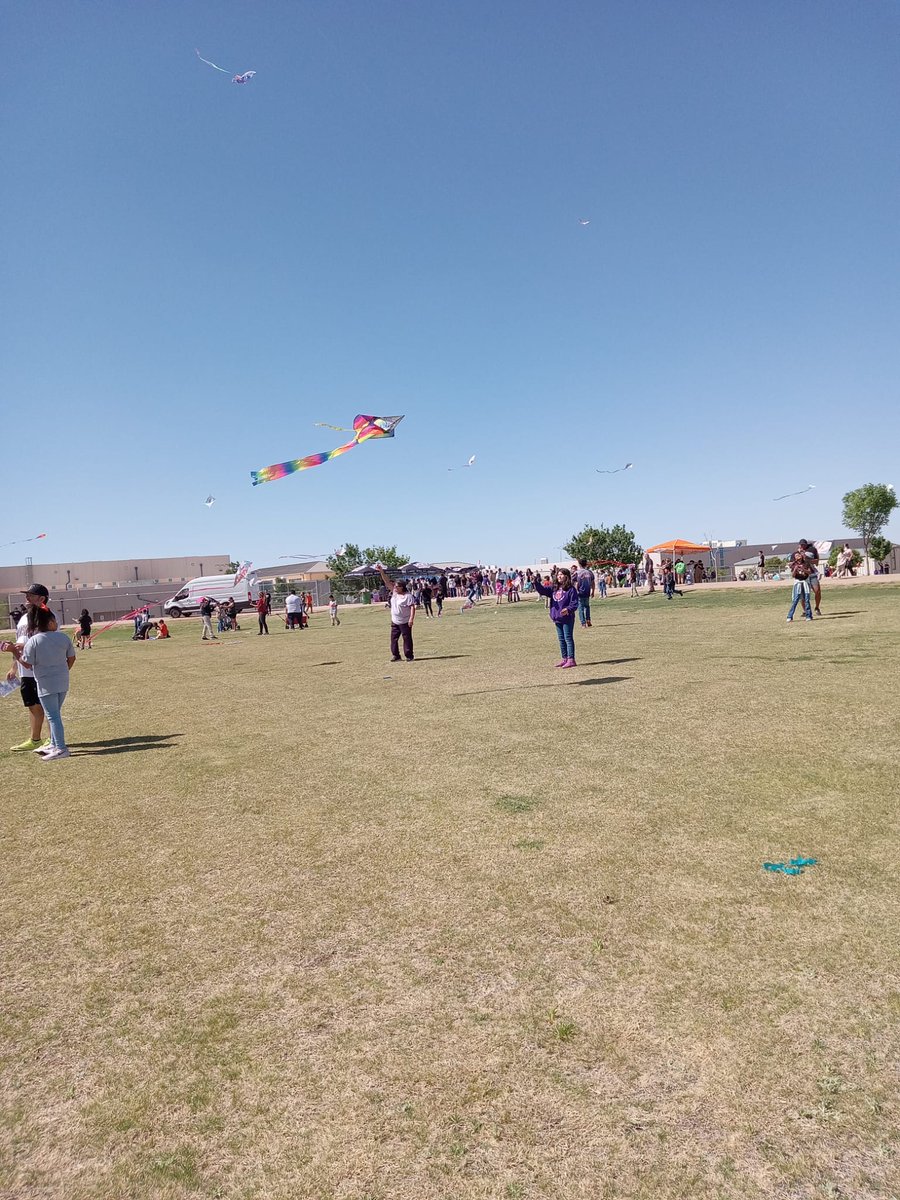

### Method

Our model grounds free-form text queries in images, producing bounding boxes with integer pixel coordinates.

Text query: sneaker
[42,748,71,761]
[586,621,592,627]
[554,660,567,667]
[815,608,822,616]
[786,617,793,623]
[10,739,41,752]
[389,657,402,663]
[562,658,577,668]
[404,657,415,662]
[804,616,812,622]
[32,739,53,754]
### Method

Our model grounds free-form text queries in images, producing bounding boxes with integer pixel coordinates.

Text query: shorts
[20,677,40,707]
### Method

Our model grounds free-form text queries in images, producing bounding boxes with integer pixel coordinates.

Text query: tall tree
[563,524,642,565]
[841,484,898,573]
[867,535,893,567]
[326,543,409,596]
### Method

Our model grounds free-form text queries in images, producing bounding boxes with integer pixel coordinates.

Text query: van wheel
[168,607,182,619]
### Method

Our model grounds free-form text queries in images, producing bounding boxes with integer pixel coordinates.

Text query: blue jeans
[597,579,607,597]
[40,689,68,749]
[787,582,812,620]
[577,596,591,626]
[555,619,576,660]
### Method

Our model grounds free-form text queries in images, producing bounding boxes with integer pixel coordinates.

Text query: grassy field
[1,586,898,1200]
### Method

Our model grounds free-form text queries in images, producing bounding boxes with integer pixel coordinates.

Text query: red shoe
[586,620,592,627]
[561,658,577,668]
[555,660,567,668]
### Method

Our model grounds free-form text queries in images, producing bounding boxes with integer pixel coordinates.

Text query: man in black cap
[7,584,58,751]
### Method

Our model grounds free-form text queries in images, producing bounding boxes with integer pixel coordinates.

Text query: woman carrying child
[786,552,814,622]
[532,568,580,668]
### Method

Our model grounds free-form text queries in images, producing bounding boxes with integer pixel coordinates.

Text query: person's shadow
[70,734,183,756]
[457,676,629,696]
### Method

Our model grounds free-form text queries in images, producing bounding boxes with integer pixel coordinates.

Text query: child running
[329,594,340,626]
[76,608,93,650]
[533,568,580,667]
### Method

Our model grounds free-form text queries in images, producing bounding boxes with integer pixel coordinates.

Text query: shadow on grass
[71,734,183,756]
[456,676,629,697]
[813,613,861,620]
[313,661,340,666]
[580,657,641,666]
[414,654,471,661]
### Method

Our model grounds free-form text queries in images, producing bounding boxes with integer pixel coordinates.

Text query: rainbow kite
[251,415,404,485]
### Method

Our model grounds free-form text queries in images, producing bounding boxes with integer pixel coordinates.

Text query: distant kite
[578,219,590,226]
[596,463,633,474]
[195,48,256,85]
[251,415,404,485]
[773,484,815,501]
[0,532,47,550]
[204,495,215,508]
[449,455,476,471]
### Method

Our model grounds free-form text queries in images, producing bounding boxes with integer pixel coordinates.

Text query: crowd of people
[0,535,869,761]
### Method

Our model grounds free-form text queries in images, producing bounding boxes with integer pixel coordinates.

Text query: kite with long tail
[251,415,404,485]
[596,463,633,474]
[195,49,256,85]
[0,532,46,550]
[773,484,815,501]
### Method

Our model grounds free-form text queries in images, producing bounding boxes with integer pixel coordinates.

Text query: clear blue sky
[4,0,898,567]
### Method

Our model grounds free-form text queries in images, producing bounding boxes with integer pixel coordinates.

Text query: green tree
[764,557,787,574]
[225,561,240,574]
[868,535,893,567]
[841,484,898,573]
[326,543,409,596]
[272,576,289,600]
[563,524,642,566]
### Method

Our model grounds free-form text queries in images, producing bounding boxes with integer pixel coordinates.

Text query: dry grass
[1,586,898,1200]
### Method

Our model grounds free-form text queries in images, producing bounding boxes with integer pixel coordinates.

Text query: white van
[164,574,256,618]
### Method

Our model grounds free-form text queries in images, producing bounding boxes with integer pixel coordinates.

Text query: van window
[172,588,189,601]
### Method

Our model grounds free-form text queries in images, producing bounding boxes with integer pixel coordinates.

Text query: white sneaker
[42,748,71,761]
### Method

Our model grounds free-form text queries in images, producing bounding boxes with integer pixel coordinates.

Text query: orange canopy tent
[645,539,710,555]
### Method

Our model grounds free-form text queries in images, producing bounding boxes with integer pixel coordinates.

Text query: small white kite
[195,49,256,85]
[578,219,591,226]
[773,484,815,501]
[596,463,633,474]
[448,455,476,471]
[204,495,215,508]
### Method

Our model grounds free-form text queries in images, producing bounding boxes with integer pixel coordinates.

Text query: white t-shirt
[285,594,302,613]
[390,592,416,625]
[16,612,35,679]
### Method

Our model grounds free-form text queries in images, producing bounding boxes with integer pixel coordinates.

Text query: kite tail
[251,436,360,485]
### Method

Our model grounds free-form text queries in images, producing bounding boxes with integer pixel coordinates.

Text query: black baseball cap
[21,583,49,599]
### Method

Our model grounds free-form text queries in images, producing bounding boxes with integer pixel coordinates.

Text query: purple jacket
[533,580,579,623]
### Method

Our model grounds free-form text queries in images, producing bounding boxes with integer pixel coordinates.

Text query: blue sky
[4,0,898,567]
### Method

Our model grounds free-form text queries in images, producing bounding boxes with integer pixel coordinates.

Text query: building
[2,554,231,626]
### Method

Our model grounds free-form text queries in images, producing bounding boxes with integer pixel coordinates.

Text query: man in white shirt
[285,590,303,629]
[8,584,57,751]
[377,564,416,662]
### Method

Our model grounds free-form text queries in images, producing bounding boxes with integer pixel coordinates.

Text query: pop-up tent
[645,538,711,557]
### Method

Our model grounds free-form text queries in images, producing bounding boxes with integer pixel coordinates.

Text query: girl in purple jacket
[533,568,579,667]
